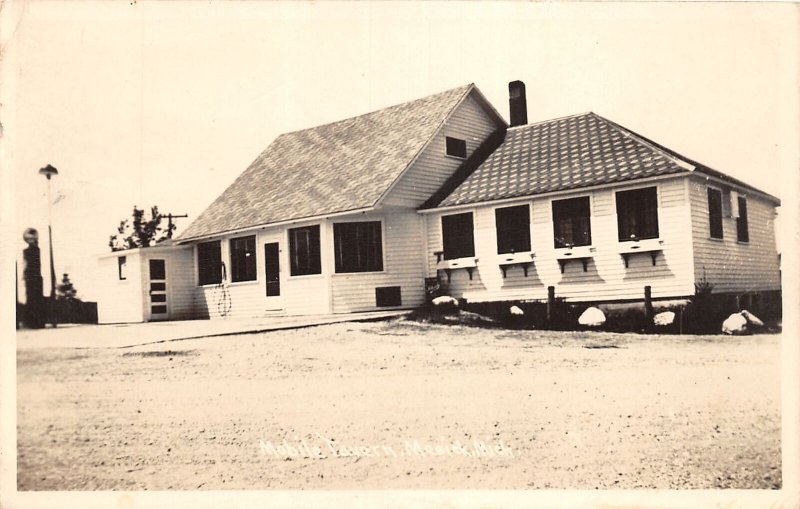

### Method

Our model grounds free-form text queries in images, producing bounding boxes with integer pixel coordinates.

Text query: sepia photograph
[1,2,798,508]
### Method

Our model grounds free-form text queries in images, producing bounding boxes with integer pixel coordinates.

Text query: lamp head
[38,164,58,180]
[23,228,39,245]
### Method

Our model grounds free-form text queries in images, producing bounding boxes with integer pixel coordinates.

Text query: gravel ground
[17,319,781,490]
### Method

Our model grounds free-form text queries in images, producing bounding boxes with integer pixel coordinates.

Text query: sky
[3,1,798,302]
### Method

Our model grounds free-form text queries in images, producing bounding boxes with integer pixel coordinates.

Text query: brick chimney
[508,80,528,127]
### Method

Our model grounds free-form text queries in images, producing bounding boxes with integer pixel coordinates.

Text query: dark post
[644,285,654,325]
[22,228,45,328]
[546,286,556,324]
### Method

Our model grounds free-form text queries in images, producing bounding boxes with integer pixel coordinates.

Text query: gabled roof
[179,83,502,241]
[427,112,779,209]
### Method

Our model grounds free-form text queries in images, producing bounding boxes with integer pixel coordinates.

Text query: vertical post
[546,286,555,324]
[47,187,56,300]
[644,285,653,325]
[39,164,59,328]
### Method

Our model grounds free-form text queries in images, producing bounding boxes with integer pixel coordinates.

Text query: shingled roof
[428,112,779,209]
[179,84,480,241]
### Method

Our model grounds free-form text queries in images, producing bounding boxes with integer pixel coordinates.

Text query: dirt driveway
[16,319,781,490]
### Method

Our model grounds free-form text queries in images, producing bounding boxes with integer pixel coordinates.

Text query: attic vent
[445,136,467,158]
[375,286,402,307]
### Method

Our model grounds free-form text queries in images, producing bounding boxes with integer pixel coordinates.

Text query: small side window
[445,136,467,159]
[118,256,127,280]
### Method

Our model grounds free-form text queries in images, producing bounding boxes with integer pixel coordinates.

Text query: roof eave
[175,205,377,244]
[419,172,691,214]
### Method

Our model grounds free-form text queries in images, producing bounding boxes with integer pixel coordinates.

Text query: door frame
[263,238,284,311]
[146,257,169,321]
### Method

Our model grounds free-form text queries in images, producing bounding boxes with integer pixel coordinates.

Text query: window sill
[332,270,386,277]
[708,237,724,242]
[497,252,535,265]
[437,257,478,270]
[736,241,750,246]
[554,245,595,258]
[228,280,259,287]
[444,154,467,161]
[617,239,663,254]
[288,273,324,280]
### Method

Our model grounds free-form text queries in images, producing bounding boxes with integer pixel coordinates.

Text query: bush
[460,299,586,330]
[681,278,736,334]
[601,307,650,333]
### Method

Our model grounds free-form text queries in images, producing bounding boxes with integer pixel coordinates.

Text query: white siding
[186,92,501,319]
[689,176,780,293]
[138,247,196,321]
[96,252,144,324]
[194,221,333,319]
[424,177,697,303]
[330,209,425,313]
[381,93,501,208]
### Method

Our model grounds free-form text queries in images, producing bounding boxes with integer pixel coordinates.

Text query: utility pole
[163,213,188,238]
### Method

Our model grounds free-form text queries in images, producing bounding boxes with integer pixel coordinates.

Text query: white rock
[653,311,676,326]
[509,305,524,316]
[740,310,764,327]
[432,296,459,307]
[578,307,606,327]
[721,313,748,335]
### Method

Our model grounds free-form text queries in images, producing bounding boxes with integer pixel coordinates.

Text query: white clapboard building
[96,82,780,323]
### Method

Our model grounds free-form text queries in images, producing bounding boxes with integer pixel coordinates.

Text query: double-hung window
[333,221,383,273]
[495,205,531,254]
[230,236,256,282]
[197,241,222,285]
[616,187,659,241]
[289,225,322,276]
[552,197,591,248]
[707,188,723,239]
[736,196,749,243]
[441,212,475,260]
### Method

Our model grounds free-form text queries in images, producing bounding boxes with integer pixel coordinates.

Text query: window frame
[615,185,660,242]
[707,186,724,240]
[736,195,749,243]
[229,235,257,283]
[441,211,475,260]
[117,256,127,281]
[332,220,385,274]
[551,195,593,249]
[494,203,532,255]
[444,136,468,159]
[288,224,322,277]
[196,240,223,286]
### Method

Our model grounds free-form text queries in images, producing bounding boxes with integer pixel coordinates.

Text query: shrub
[601,307,650,333]
[682,277,736,334]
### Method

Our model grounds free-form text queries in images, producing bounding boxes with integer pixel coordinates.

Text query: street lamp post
[38,164,58,305]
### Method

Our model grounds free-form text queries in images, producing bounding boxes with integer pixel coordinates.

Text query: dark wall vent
[375,286,402,307]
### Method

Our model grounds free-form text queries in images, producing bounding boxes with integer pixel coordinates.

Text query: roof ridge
[276,83,474,138]
[506,111,595,131]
